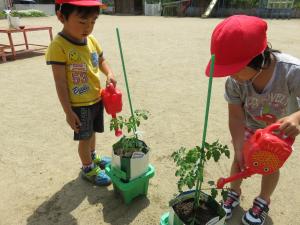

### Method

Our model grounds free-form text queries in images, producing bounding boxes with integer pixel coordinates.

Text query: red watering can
[217,123,294,189]
[101,83,123,137]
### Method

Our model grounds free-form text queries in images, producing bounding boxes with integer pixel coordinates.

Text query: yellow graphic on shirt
[69,50,80,62]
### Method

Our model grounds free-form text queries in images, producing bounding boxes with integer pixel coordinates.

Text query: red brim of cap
[62,1,107,8]
[205,58,251,78]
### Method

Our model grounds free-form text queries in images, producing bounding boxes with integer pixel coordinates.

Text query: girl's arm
[228,103,246,170]
[278,110,300,137]
[99,56,117,86]
[51,64,81,133]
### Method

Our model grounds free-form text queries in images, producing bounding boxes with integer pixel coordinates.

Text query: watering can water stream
[217,123,294,189]
[101,83,123,137]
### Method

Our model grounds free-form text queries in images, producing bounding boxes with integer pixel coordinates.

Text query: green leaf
[212,151,221,162]
[211,188,218,199]
[225,149,230,158]
[221,189,228,202]
[204,142,210,149]
[207,180,215,186]
[206,151,212,160]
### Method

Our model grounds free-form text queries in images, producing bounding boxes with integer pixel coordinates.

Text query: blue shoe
[81,165,111,186]
[92,155,111,169]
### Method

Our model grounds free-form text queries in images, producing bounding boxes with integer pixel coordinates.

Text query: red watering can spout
[111,113,122,137]
[217,169,253,189]
[101,83,123,137]
[217,122,294,189]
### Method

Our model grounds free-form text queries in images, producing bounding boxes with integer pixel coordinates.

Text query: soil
[173,198,219,225]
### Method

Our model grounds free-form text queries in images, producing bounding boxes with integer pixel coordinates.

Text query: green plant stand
[160,212,170,225]
[105,164,155,204]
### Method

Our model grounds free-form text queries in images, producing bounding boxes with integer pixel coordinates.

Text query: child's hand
[278,114,300,138]
[66,111,81,133]
[106,74,117,87]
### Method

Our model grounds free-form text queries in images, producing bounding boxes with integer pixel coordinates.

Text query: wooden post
[0,46,7,62]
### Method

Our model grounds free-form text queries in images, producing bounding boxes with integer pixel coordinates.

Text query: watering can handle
[217,169,253,189]
[265,123,295,146]
[107,83,116,94]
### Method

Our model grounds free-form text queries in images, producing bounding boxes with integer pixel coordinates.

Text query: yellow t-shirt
[46,33,103,107]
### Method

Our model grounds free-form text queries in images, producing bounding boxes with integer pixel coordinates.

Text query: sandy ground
[1,15,300,225]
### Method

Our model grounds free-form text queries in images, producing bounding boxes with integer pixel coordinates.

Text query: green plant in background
[110,110,150,157]
[0,11,5,19]
[294,0,300,8]
[171,140,230,224]
[230,0,259,8]
[146,0,161,4]
[10,10,46,17]
[102,0,115,7]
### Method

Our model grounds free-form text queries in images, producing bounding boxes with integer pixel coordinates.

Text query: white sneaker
[242,197,269,225]
[222,190,240,220]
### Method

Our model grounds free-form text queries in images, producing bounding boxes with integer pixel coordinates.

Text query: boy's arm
[51,65,81,133]
[99,56,117,86]
[228,103,246,170]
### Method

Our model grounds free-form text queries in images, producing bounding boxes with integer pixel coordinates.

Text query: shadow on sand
[27,173,150,225]
[1,51,45,64]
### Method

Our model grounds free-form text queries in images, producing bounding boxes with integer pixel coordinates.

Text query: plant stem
[193,55,215,209]
[116,28,137,138]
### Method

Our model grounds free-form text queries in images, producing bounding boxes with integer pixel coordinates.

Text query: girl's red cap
[55,0,106,8]
[205,15,268,77]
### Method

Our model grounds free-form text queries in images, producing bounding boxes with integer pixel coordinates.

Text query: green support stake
[201,55,215,151]
[193,54,215,210]
[116,28,137,137]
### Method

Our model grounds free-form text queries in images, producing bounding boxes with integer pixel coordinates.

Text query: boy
[46,0,116,186]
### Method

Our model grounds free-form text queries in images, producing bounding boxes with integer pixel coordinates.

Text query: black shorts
[72,101,104,140]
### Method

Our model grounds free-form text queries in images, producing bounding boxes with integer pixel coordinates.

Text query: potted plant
[105,109,155,204]
[161,141,230,225]
[109,109,151,182]
[159,54,222,224]
[8,11,21,29]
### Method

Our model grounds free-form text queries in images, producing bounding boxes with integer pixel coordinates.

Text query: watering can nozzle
[216,170,253,189]
[217,178,226,189]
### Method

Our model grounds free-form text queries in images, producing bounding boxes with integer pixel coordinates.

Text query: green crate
[105,164,155,204]
[159,211,227,225]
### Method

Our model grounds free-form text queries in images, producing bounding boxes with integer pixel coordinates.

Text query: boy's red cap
[205,15,268,77]
[55,0,106,7]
